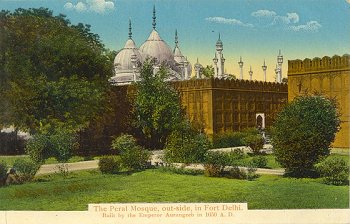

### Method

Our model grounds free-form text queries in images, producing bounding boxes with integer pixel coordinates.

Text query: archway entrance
[255,113,265,130]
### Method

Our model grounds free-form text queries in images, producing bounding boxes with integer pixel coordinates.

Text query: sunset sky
[2,0,350,81]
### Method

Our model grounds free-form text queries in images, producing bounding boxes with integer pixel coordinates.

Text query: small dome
[114,39,142,72]
[139,29,175,65]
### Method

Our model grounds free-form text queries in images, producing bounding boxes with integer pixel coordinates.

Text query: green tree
[271,95,341,177]
[0,8,113,134]
[133,60,183,149]
[200,65,215,78]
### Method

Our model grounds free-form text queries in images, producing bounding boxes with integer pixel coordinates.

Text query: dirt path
[36,156,285,176]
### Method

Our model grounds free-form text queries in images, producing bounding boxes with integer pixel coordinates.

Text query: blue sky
[1,0,350,81]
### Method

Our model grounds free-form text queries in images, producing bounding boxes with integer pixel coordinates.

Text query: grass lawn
[0,169,348,211]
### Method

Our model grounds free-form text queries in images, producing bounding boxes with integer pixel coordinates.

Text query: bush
[272,95,341,177]
[315,157,349,186]
[12,159,40,182]
[25,133,51,164]
[98,156,121,174]
[158,166,204,176]
[242,134,264,155]
[212,131,245,148]
[250,156,268,168]
[204,151,231,177]
[112,134,150,171]
[165,130,211,164]
[0,161,8,186]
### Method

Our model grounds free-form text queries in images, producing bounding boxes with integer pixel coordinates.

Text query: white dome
[139,30,175,65]
[114,39,142,72]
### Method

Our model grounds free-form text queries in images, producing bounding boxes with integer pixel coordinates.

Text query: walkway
[36,153,285,176]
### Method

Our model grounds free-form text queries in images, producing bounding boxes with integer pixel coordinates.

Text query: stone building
[288,54,350,148]
[172,79,288,135]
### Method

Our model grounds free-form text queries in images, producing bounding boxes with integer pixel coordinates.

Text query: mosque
[110,6,285,85]
[108,5,349,149]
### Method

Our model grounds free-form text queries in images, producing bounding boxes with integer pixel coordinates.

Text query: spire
[218,32,221,41]
[128,18,132,39]
[152,5,156,30]
[279,49,281,56]
[175,29,178,46]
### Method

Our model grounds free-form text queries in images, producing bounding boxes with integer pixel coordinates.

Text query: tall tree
[133,60,183,150]
[0,8,114,133]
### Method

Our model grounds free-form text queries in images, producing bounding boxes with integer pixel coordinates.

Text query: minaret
[152,5,156,30]
[184,57,189,80]
[213,33,224,78]
[213,53,218,77]
[129,20,137,81]
[277,50,283,83]
[194,58,202,79]
[249,66,253,81]
[274,64,280,83]
[238,56,244,80]
[262,60,267,82]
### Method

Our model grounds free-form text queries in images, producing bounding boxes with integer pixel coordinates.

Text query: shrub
[315,157,349,186]
[242,134,264,155]
[50,129,79,163]
[25,133,51,164]
[112,134,150,171]
[12,159,40,182]
[204,151,231,177]
[212,131,245,148]
[226,167,246,179]
[0,161,8,186]
[250,156,268,168]
[98,156,121,174]
[165,130,211,164]
[158,166,204,176]
[246,166,259,181]
[272,95,341,177]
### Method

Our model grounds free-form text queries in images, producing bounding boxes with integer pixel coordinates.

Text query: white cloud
[205,17,254,28]
[289,21,322,32]
[64,0,115,14]
[251,10,276,18]
[252,9,299,25]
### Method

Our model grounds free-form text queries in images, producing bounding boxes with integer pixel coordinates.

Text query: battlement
[172,78,288,93]
[288,54,350,74]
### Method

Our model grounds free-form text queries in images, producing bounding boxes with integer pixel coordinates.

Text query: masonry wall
[288,54,350,148]
[173,78,288,135]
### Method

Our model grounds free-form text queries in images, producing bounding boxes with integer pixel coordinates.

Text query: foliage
[212,128,260,149]
[204,151,231,177]
[250,156,268,168]
[25,134,51,164]
[242,134,265,154]
[271,95,341,177]
[165,121,211,164]
[212,131,245,148]
[200,65,215,78]
[158,166,204,176]
[98,156,121,174]
[111,134,151,171]
[133,60,184,149]
[12,159,40,182]
[0,161,7,186]
[25,128,78,164]
[0,8,112,134]
[315,157,349,186]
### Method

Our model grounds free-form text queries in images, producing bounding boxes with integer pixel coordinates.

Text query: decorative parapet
[172,78,287,92]
[288,54,350,75]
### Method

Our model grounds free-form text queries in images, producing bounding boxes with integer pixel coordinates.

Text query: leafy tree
[200,65,215,78]
[133,60,184,149]
[0,8,113,134]
[271,95,341,177]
